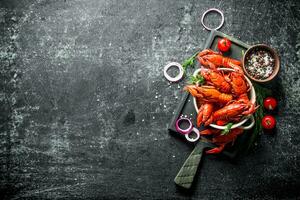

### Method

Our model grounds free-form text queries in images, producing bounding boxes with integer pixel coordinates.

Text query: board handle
[174,142,210,189]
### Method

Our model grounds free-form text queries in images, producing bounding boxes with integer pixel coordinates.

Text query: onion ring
[163,62,184,82]
[175,117,193,135]
[201,8,224,31]
[185,127,200,142]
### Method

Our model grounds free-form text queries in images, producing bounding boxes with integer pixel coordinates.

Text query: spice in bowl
[243,44,280,83]
[245,49,274,79]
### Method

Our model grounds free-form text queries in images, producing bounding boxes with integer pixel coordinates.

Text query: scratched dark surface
[0,0,300,199]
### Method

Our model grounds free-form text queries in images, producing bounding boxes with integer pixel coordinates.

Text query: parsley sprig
[221,123,233,135]
[241,50,245,56]
[182,51,199,72]
[188,74,205,85]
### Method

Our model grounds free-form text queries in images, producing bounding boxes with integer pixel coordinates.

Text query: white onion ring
[185,127,200,142]
[201,8,224,31]
[163,62,184,82]
[175,117,193,135]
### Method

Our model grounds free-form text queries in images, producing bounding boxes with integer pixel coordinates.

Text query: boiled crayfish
[183,49,258,154]
[213,100,257,122]
[200,67,231,93]
[197,49,243,74]
[200,128,244,154]
[197,103,214,127]
[184,85,233,104]
[226,71,250,96]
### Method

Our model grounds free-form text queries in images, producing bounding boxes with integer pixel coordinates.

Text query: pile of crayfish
[184,49,258,154]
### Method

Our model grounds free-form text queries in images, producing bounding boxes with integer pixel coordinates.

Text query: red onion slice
[185,127,200,142]
[163,62,184,82]
[175,117,193,135]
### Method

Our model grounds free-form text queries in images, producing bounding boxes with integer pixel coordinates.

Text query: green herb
[188,74,205,85]
[241,50,245,56]
[221,123,233,135]
[182,51,199,72]
[246,83,272,151]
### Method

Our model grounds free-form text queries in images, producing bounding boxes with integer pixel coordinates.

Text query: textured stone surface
[0,0,299,199]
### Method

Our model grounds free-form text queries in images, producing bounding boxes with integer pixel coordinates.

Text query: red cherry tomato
[261,115,276,129]
[218,38,231,52]
[263,97,277,110]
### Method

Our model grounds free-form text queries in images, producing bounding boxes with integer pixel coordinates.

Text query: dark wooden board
[168,30,251,159]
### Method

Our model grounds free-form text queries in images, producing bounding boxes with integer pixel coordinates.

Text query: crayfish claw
[200,128,221,135]
[184,85,201,98]
[206,144,225,154]
[204,115,214,126]
[242,103,258,115]
[197,110,203,127]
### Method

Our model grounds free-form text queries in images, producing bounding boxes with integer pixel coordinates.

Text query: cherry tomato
[261,115,276,129]
[263,97,277,110]
[218,38,231,52]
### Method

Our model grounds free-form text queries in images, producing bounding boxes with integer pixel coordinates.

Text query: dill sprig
[246,82,272,151]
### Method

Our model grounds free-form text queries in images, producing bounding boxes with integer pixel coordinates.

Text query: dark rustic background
[0,0,300,199]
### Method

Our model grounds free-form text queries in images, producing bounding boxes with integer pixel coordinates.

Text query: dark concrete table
[1,0,299,199]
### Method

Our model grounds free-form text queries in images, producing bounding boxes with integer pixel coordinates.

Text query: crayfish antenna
[246,81,252,92]
[197,49,216,56]
[228,63,244,74]
[243,104,259,115]
[200,65,209,71]
[201,85,215,89]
